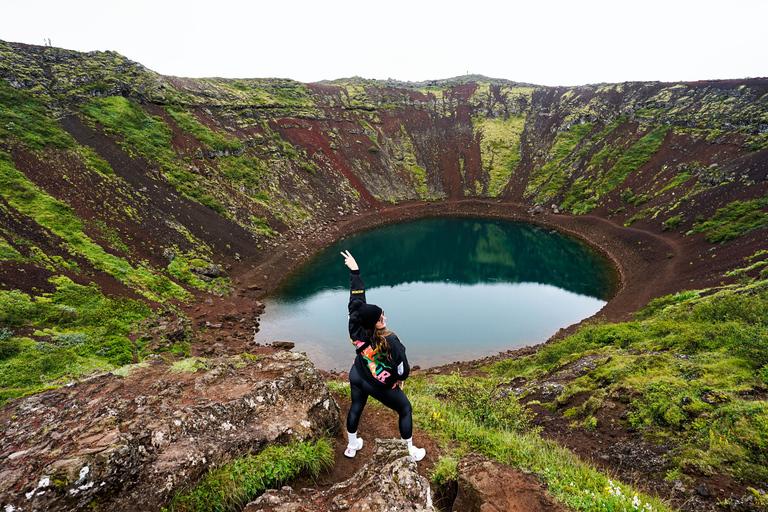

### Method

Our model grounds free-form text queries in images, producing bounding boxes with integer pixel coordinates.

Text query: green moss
[218,156,265,190]
[0,276,152,403]
[525,123,594,202]
[169,357,206,373]
[0,151,189,301]
[662,214,685,231]
[490,282,768,481]
[597,125,670,195]
[391,128,430,199]
[0,79,75,150]
[473,114,526,196]
[82,96,173,156]
[688,195,768,243]
[249,216,276,238]
[359,119,379,145]
[165,106,242,153]
[168,440,334,512]
[407,373,672,512]
[184,78,314,109]
[166,252,232,293]
[0,232,23,261]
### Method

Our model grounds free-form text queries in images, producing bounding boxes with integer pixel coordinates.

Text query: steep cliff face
[1,39,767,397]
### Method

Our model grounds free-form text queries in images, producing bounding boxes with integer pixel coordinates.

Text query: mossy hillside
[0,85,239,403]
[390,126,430,200]
[491,280,768,483]
[0,40,176,113]
[164,105,243,154]
[80,96,309,230]
[0,275,152,402]
[561,124,671,214]
[472,113,526,196]
[688,195,768,244]
[329,369,673,511]
[0,91,234,295]
[635,82,768,135]
[524,122,595,204]
[0,151,189,302]
[0,232,24,261]
[166,78,318,124]
[0,79,76,149]
[379,371,673,512]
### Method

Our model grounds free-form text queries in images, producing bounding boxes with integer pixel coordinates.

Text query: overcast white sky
[2,0,767,86]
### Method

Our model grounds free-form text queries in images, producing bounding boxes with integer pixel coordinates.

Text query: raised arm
[342,250,367,312]
[342,250,371,351]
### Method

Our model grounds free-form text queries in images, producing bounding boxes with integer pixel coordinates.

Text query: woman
[341,250,426,462]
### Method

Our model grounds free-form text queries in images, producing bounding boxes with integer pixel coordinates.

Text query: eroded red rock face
[0,352,340,512]
[450,453,571,512]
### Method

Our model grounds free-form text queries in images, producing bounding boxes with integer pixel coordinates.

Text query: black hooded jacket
[347,270,410,388]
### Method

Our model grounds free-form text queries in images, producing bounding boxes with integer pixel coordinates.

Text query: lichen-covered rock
[243,439,434,512]
[0,351,340,512]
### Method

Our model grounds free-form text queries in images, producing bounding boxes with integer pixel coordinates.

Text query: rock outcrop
[243,438,434,512]
[449,453,570,512]
[0,352,340,512]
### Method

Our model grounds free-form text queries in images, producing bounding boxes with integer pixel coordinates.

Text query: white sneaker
[344,438,363,458]
[408,445,426,462]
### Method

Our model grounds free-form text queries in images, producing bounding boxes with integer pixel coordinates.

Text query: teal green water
[255,218,618,370]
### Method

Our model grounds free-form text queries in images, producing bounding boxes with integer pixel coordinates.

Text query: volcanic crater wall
[0,39,767,318]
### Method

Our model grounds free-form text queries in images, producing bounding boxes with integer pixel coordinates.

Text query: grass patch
[0,232,24,261]
[688,195,768,243]
[430,454,459,486]
[326,380,351,398]
[526,123,594,203]
[407,374,672,512]
[596,125,670,195]
[0,151,189,301]
[81,97,229,214]
[662,214,685,231]
[489,282,768,482]
[218,156,266,190]
[167,439,334,512]
[0,275,152,403]
[166,252,232,295]
[165,106,242,153]
[392,128,430,199]
[82,96,173,158]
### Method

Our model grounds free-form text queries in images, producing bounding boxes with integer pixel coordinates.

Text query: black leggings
[347,364,413,439]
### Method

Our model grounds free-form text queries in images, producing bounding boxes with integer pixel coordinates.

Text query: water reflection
[256,218,618,370]
[272,218,616,301]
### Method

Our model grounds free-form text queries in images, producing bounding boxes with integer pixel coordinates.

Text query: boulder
[0,351,340,512]
[243,439,434,512]
[450,453,569,512]
[191,263,224,279]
